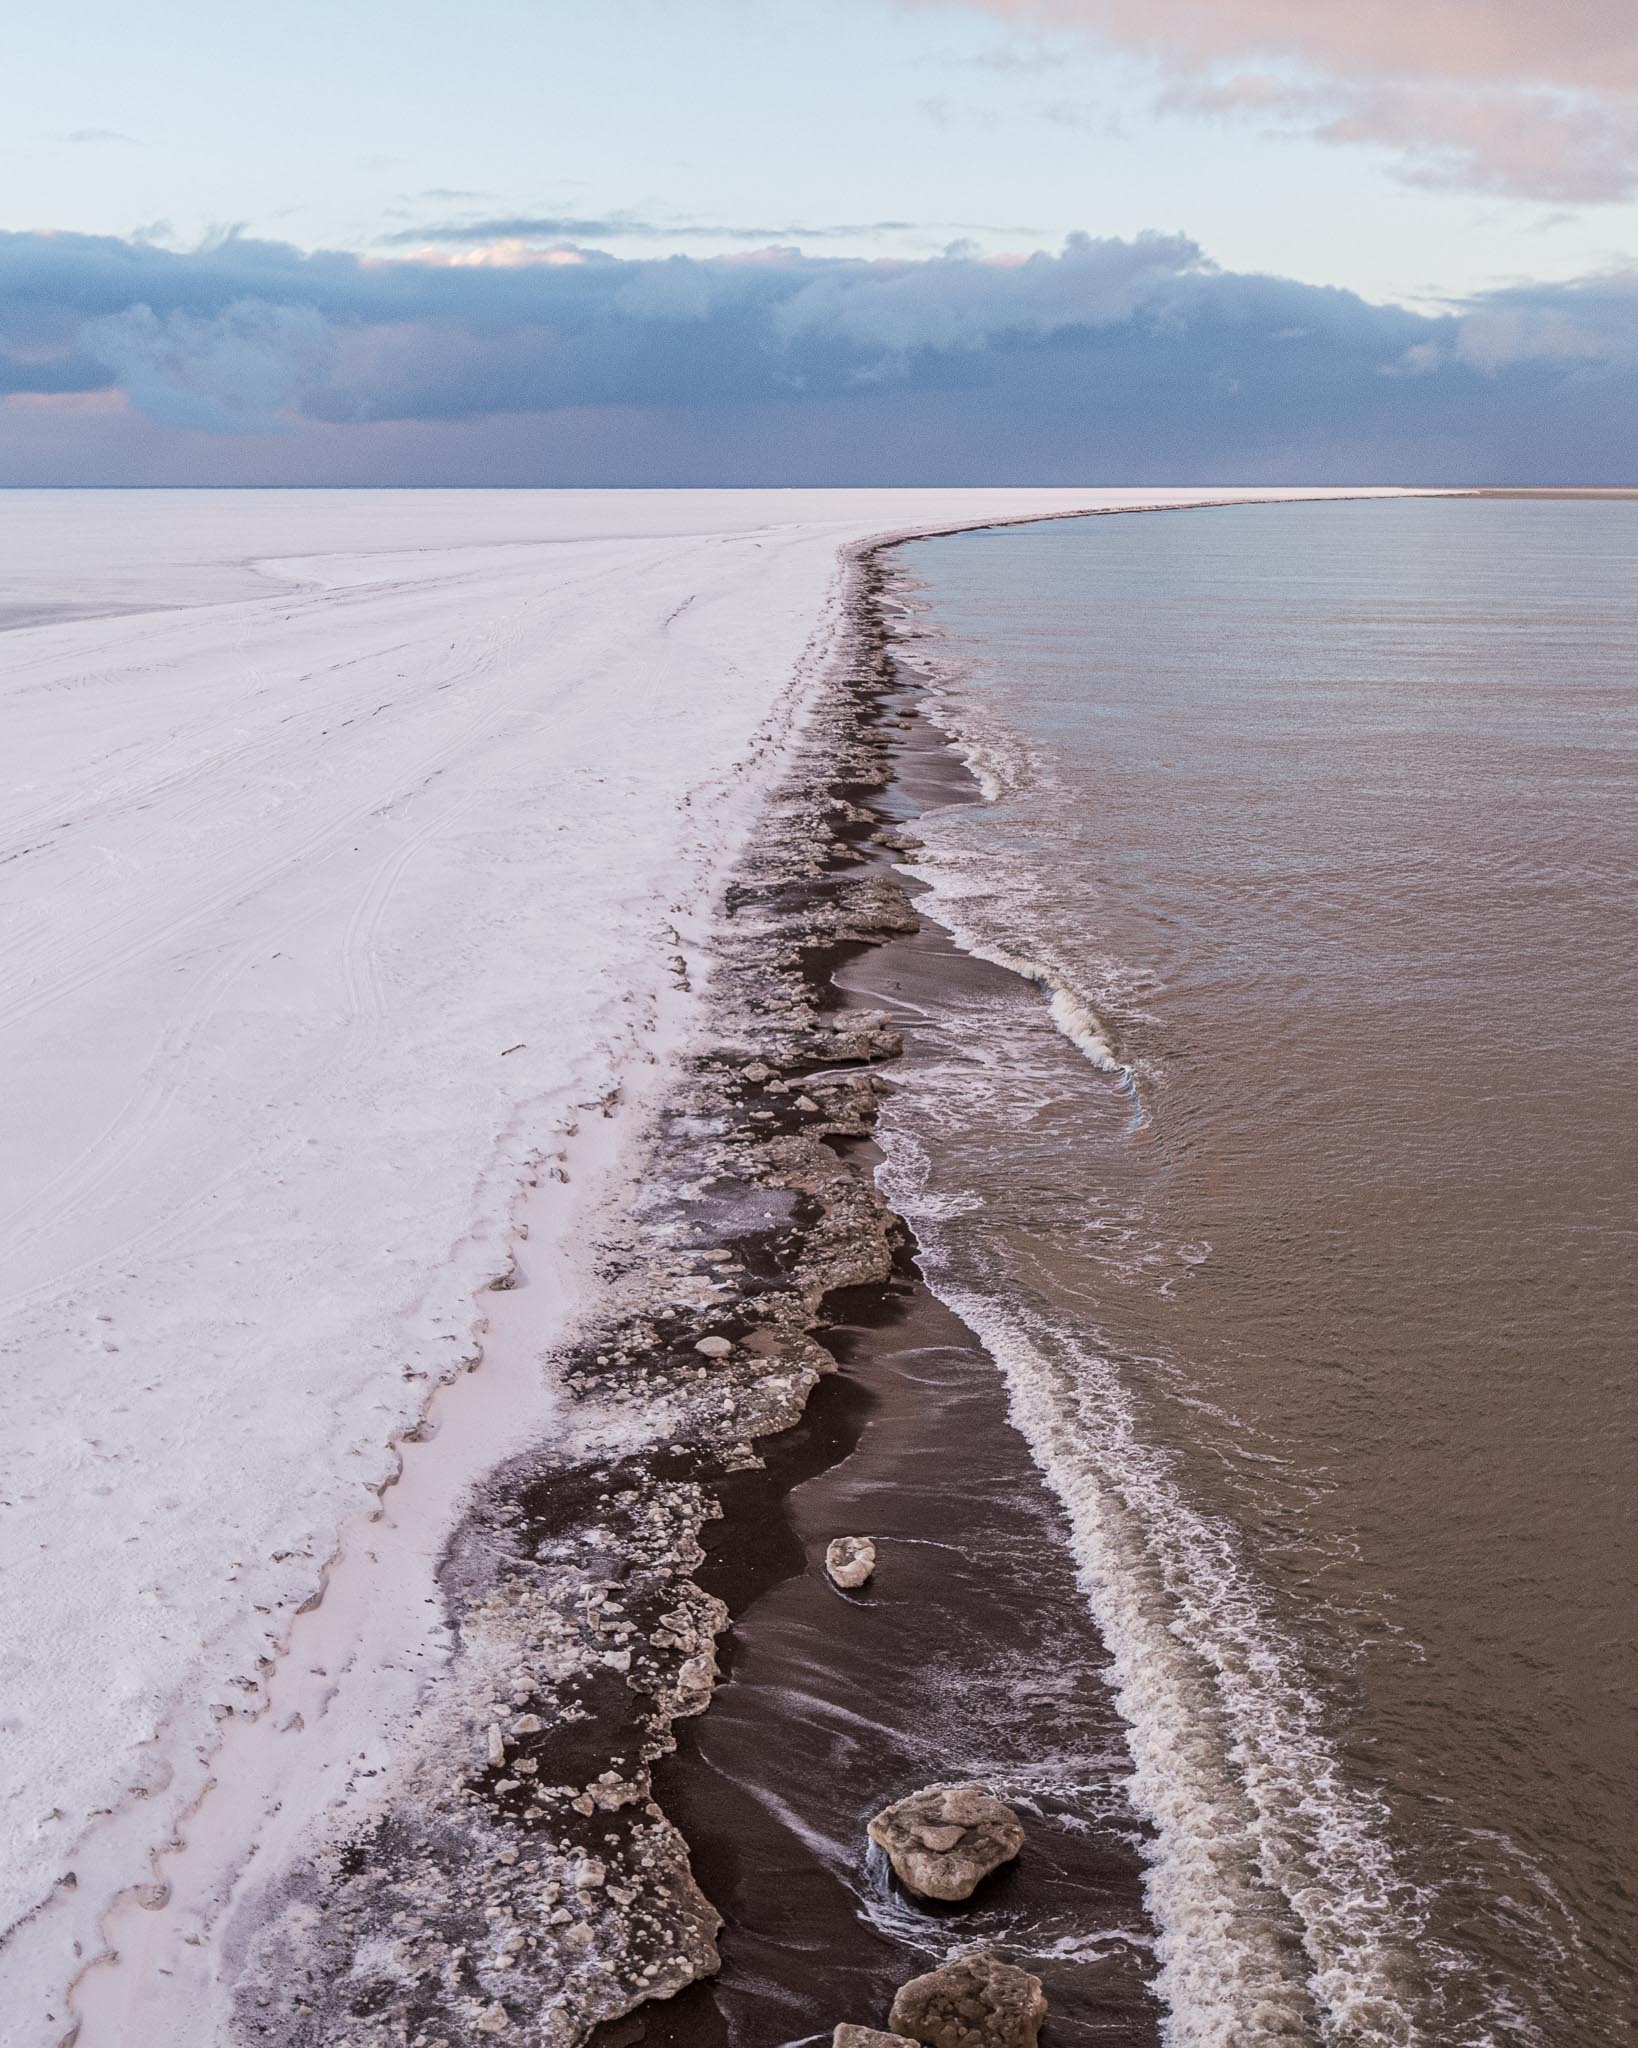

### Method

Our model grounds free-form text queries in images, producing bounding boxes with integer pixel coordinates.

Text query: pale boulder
[825,1535,876,1589]
[888,1952,1047,2048]
[867,1783,1024,1901]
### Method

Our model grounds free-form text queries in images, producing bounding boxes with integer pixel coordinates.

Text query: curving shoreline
[190,537,1163,2048]
[599,545,1167,2045]
[168,546,919,2045]
[33,493,1432,2047]
[228,507,1433,2046]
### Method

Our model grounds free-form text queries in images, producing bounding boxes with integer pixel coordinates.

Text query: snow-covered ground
[0,487,1402,2038]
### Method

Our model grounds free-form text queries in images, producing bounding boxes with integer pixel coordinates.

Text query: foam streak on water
[875,648,1431,2031]
[880,1122,1425,2048]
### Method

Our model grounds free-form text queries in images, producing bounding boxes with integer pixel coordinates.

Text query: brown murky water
[876,498,1638,2047]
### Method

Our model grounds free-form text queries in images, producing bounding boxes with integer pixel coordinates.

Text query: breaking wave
[880,1126,1429,2047]
[944,725,1031,805]
[878,579,1433,2044]
[905,868,1150,1121]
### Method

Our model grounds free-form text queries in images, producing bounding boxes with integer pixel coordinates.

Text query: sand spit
[203,562,930,2046]
[3,489,1423,2047]
[19,491,1428,2047]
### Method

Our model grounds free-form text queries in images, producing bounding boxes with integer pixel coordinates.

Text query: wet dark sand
[592,671,1161,2045]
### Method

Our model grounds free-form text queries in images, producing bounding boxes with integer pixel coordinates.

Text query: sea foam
[885,603,1428,2045]
[883,1124,1427,2046]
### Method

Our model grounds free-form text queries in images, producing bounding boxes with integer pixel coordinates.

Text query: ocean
[874,498,1638,2046]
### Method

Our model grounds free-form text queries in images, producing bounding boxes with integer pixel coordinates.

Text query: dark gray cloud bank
[2,226,1635,483]
[378,215,927,244]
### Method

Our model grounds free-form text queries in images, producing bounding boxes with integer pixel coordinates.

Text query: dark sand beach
[224,538,1164,2048]
[597,674,1164,2046]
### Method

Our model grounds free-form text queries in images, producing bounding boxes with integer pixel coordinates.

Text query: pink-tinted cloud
[930,0,1638,89]
[916,0,1638,199]
[3,388,130,416]
[1157,69,1638,202]
[1320,84,1638,203]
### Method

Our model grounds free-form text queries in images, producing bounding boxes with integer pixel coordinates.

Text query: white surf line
[866,504,1441,2043]
[924,1282,1425,2048]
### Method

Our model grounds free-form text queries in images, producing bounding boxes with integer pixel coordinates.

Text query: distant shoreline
[1470,486,1638,497]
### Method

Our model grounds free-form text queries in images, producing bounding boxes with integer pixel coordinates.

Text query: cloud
[909,0,1638,201]
[3,224,1638,482]
[1449,269,1638,369]
[61,127,142,146]
[1157,70,1638,202]
[80,300,337,431]
[766,230,1204,357]
[382,214,928,248]
[0,225,1237,422]
[929,1,1638,89]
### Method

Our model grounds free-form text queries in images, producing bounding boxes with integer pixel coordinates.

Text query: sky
[5,0,1638,484]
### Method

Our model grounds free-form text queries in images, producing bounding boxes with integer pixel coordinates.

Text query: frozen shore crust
[0,488,1411,2042]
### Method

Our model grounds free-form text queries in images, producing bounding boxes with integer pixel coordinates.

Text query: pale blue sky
[6,0,1635,306]
[6,0,1638,483]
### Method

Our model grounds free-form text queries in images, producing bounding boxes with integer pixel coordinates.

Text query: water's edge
[587,545,1166,2046]
[80,502,1437,2048]
[212,530,1167,2048]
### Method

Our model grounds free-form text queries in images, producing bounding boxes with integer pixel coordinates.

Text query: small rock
[888,1952,1047,2048]
[486,1724,506,1768]
[868,1784,1025,1901]
[832,2028,917,2048]
[795,1095,820,1113]
[674,1651,716,1714]
[476,2005,510,2038]
[740,1062,773,1083]
[694,1335,734,1358]
[825,1536,876,1590]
